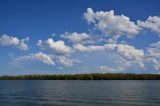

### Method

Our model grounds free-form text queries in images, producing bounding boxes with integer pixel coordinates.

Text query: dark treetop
[0,73,160,80]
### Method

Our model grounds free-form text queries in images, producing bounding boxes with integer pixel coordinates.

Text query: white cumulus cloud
[73,44,104,52]
[61,32,94,44]
[105,44,144,61]
[146,41,160,70]
[12,52,81,67]
[84,8,140,42]
[56,56,80,67]
[13,52,54,65]
[0,34,29,50]
[37,38,72,55]
[73,43,144,61]
[34,52,55,65]
[138,16,160,35]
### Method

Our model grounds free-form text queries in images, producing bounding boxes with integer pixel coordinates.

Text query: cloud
[105,44,144,61]
[18,37,29,50]
[99,66,124,72]
[0,34,20,46]
[146,57,160,71]
[73,43,145,70]
[5,8,160,73]
[56,56,81,67]
[13,52,80,67]
[138,16,160,35]
[84,8,140,42]
[105,44,144,69]
[37,40,43,46]
[147,47,160,58]
[13,52,54,65]
[150,41,160,49]
[34,52,55,65]
[80,65,125,73]
[37,38,72,55]
[147,41,160,58]
[73,44,104,52]
[73,43,144,61]
[106,44,144,70]
[0,34,29,50]
[146,41,160,70]
[61,32,94,44]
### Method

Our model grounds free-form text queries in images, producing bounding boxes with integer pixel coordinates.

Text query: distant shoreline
[0,73,160,80]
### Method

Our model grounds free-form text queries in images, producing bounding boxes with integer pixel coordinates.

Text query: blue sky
[0,0,160,75]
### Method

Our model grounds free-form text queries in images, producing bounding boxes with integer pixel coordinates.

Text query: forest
[0,73,160,80]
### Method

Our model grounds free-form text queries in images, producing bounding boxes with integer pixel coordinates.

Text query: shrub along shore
[0,73,160,80]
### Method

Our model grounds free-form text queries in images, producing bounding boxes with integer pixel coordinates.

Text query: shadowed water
[0,80,159,106]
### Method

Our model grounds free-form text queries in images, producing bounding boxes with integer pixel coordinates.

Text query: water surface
[0,80,159,106]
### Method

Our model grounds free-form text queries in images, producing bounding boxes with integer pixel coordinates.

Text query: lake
[0,80,159,106]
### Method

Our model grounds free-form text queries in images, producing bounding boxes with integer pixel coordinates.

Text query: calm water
[0,80,160,106]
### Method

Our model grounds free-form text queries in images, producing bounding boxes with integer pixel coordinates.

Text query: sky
[0,0,160,75]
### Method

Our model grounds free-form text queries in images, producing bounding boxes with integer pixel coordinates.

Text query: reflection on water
[0,80,160,106]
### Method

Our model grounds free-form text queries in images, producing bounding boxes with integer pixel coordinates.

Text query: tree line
[0,73,160,80]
